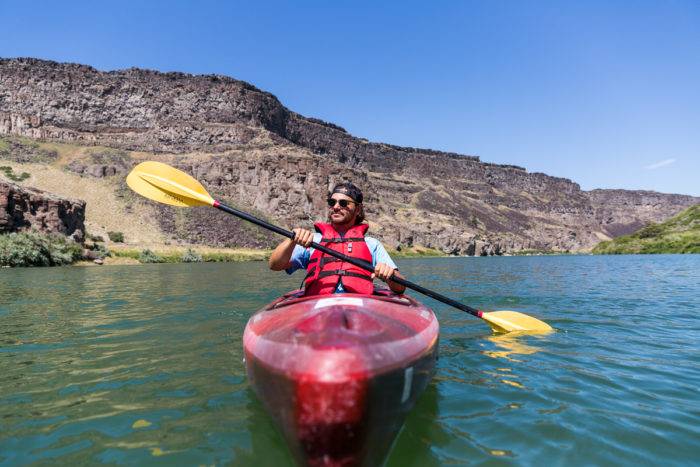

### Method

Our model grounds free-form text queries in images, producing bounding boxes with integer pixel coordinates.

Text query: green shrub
[112,248,267,263]
[107,231,124,243]
[0,166,30,182]
[201,251,268,262]
[139,249,164,263]
[181,248,203,263]
[93,243,111,259]
[0,231,83,267]
[111,249,140,259]
[88,234,105,242]
[388,246,447,258]
[636,223,664,239]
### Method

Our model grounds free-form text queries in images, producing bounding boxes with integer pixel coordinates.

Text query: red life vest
[304,222,374,296]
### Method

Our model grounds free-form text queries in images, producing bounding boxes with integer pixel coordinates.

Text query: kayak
[243,288,439,466]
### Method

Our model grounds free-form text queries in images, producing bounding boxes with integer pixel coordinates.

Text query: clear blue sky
[1,0,698,196]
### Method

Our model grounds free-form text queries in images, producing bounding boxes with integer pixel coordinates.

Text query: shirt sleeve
[366,237,398,270]
[285,233,322,274]
[285,245,310,274]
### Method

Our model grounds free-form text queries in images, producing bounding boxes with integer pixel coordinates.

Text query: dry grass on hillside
[1,137,308,252]
[0,160,166,245]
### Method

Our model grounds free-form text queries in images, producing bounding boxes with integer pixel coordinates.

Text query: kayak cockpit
[268,286,414,311]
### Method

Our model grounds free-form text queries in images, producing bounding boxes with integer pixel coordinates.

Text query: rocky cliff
[0,180,85,240]
[587,189,699,238]
[1,57,697,253]
[592,204,699,254]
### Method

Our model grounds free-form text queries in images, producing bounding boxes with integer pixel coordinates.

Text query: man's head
[327,182,365,227]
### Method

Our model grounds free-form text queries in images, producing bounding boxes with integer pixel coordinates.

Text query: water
[1,255,698,466]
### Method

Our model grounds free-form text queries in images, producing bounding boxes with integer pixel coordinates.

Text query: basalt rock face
[0,180,85,241]
[588,189,700,237]
[65,150,131,178]
[1,57,698,253]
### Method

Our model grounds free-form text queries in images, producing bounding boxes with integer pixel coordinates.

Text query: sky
[1,0,698,196]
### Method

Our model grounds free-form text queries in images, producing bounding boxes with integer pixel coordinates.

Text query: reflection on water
[483,332,543,361]
[480,333,546,390]
[1,255,699,465]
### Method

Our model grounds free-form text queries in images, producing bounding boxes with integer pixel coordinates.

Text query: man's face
[327,193,358,226]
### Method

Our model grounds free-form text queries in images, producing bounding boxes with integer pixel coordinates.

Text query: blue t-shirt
[286,233,397,293]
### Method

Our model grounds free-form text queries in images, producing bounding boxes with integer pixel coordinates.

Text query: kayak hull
[243,289,439,467]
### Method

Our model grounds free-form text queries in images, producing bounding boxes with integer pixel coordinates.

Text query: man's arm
[369,239,406,294]
[268,228,313,271]
[373,263,407,294]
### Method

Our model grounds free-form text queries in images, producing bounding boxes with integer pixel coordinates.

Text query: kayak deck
[244,289,439,466]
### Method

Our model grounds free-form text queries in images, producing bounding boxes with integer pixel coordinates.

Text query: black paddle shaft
[214,200,483,319]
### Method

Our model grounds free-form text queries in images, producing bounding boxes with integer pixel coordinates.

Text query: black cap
[331,182,363,203]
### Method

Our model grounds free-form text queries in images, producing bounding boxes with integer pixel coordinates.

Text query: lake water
[1,255,698,466]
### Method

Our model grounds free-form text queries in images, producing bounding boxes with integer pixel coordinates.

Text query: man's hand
[269,227,313,271]
[371,262,396,282]
[292,228,314,247]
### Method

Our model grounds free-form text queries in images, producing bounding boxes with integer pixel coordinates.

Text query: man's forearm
[269,239,296,271]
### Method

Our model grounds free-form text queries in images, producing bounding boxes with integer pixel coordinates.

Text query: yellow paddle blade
[481,310,553,334]
[126,161,214,207]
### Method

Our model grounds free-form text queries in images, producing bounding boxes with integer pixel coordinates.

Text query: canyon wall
[1,58,696,253]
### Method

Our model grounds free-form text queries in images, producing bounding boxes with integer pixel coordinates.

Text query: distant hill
[593,204,700,254]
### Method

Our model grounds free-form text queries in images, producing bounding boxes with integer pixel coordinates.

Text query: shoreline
[4,247,691,269]
[72,243,453,267]
[15,232,686,269]
[79,244,600,267]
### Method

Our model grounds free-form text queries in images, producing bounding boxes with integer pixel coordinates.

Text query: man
[269,182,406,295]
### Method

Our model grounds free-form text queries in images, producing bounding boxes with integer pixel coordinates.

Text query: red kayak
[243,288,439,466]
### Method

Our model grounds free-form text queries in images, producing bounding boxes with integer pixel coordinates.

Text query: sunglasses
[327,198,354,208]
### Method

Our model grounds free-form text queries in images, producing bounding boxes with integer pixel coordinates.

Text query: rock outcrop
[0,180,85,241]
[65,150,130,178]
[587,189,699,238]
[0,57,697,253]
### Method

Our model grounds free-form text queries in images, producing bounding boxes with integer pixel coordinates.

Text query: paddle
[126,161,552,333]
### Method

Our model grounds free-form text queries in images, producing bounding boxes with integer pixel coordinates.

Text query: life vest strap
[304,267,317,280]
[320,237,365,243]
[317,270,372,281]
[320,257,342,266]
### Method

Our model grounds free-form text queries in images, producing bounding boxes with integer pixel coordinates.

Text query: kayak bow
[244,289,439,466]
